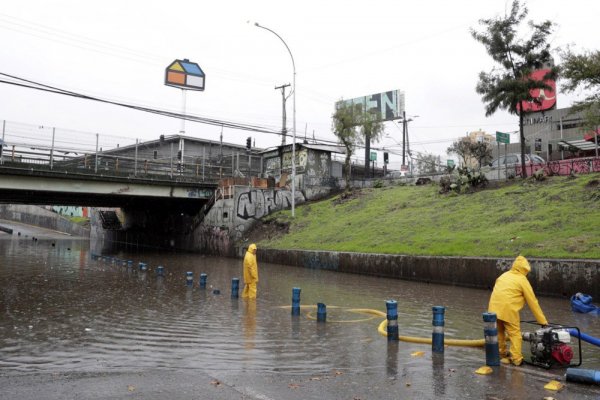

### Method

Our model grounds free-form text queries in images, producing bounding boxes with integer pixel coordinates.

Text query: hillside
[250,173,600,259]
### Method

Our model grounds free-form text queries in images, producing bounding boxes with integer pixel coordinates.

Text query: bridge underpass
[0,167,220,251]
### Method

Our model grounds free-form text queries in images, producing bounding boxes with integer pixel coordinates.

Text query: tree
[332,101,363,191]
[415,152,441,174]
[360,109,385,178]
[447,139,472,168]
[470,141,494,170]
[471,1,557,178]
[447,139,492,170]
[560,49,600,130]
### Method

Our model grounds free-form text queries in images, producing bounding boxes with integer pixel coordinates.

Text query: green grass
[256,174,600,259]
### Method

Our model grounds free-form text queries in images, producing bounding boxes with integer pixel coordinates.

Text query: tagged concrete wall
[0,204,90,237]
[204,186,306,243]
[256,248,600,298]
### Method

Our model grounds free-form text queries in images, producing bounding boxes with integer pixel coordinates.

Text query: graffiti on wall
[236,188,305,220]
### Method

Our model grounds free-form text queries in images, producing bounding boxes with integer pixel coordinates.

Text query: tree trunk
[519,110,527,178]
[344,152,352,192]
[364,132,370,179]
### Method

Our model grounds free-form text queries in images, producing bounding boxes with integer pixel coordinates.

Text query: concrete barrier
[0,205,89,237]
[256,249,600,298]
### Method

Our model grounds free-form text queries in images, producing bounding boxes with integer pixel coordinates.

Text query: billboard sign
[165,59,205,91]
[517,68,556,113]
[336,90,405,122]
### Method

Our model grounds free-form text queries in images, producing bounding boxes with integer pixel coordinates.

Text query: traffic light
[384,152,389,164]
[246,137,252,150]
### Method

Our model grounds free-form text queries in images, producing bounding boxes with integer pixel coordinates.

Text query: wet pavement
[1,221,600,399]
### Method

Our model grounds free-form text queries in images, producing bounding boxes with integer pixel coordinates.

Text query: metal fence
[0,120,262,183]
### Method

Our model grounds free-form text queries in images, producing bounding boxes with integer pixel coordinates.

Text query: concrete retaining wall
[0,205,90,237]
[257,248,600,298]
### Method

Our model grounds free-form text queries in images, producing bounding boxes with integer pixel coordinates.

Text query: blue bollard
[566,368,600,385]
[138,262,144,271]
[432,306,445,353]
[317,302,326,322]
[231,278,239,298]
[186,271,193,286]
[140,263,147,272]
[386,300,399,341]
[483,312,500,366]
[127,260,133,268]
[199,273,207,289]
[156,266,165,277]
[291,287,301,316]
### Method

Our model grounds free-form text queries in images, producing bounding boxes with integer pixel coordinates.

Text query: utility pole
[402,110,407,167]
[275,83,290,146]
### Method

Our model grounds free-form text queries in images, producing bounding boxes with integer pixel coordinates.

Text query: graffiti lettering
[236,189,304,219]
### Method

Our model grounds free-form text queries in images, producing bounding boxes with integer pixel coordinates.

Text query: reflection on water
[1,235,600,382]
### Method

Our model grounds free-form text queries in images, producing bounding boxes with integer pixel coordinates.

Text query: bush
[439,167,488,194]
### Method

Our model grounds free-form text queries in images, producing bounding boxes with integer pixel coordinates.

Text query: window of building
[153,150,158,159]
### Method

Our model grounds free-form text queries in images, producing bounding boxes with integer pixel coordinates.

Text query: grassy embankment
[255,173,600,259]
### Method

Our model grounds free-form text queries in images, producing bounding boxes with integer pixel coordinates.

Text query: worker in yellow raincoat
[488,255,548,366]
[242,244,258,299]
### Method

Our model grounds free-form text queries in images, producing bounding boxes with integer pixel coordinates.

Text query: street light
[254,22,296,217]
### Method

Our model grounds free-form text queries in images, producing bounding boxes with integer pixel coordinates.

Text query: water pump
[521,323,582,369]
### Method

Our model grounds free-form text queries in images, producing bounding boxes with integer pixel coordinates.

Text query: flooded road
[1,222,600,399]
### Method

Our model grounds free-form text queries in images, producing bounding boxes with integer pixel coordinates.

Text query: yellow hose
[278,305,485,347]
[378,319,485,347]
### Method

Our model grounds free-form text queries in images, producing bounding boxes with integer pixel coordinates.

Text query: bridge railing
[0,120,262,183]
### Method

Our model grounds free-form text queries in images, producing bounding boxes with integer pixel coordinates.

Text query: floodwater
[1,221,600,399]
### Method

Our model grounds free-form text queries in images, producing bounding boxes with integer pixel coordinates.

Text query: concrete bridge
[0,165,216,214]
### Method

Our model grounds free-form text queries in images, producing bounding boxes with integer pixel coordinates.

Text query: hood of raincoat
[510,255,530,276]
[248,243,257,254]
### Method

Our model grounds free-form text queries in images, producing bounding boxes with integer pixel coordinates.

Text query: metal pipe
[0,120,5,165]
[50,128,55,170]
[134,139,138,177]
[254,22,296,217]
[483,312,500,366]
[199,273,207,289]
[291,287,301,316]
[386,300,399,341]
[432,306,445,353]
[95,133,99,173]
[317,302,326,322]
[231,278,239,298]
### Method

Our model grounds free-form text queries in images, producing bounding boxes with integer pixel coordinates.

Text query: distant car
[484,153,546,179]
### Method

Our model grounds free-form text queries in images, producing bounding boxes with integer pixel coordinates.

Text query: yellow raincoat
[242,244,258,299]
[488,256,548,365]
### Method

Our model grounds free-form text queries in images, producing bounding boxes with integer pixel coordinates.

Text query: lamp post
[254,22,296,217]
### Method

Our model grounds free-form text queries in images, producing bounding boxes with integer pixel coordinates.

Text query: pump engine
[522,326,575,368]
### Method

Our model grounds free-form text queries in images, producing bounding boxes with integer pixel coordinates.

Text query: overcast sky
[0,0,597,169]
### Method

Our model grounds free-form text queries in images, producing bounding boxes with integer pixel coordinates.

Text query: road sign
[447,159,455,167]
[496,131,510,144]
[400,164,408,171]
[370,151,377,161]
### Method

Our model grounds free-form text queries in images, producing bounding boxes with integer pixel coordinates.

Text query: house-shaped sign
[165,59,205,91]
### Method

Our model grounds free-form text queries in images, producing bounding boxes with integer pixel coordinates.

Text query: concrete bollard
[231,278,239,298]
[291,287,301,316]
[566,368,600,385]
[156,266,165,277]
[317,302,326,322]
[186,271,193,286]
[432,306,445,353]
[483,312,500,366]
[386,300,399,341]
[199,273,207,289]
